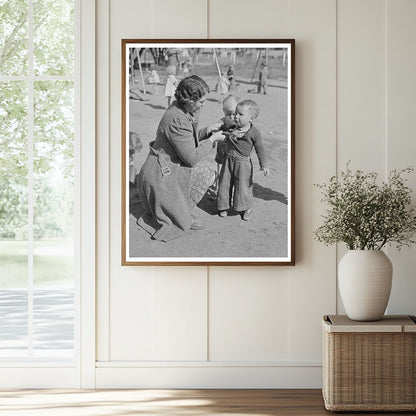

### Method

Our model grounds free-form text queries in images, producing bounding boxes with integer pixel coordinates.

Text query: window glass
[32,81,75,359]
[33,0,74,76]
[33,288,74,360]
[0,0,29,76]
[0,81,29,245]
[0,290,28,359]
[0,0,76,362]
[33,81,74,287]
[0,81,29,360]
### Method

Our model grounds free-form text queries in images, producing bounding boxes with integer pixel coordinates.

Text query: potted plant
[314,164,416,321]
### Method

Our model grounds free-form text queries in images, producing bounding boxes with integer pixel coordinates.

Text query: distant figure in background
[181,60,189,75]
[147,64,160,95]
[216,72,230,102]
[167,49,179,70]
[257,61,268,95]
[185,60,193,74]
[164,65,178,108]
[181,49,191,74]
[227,64,236,91]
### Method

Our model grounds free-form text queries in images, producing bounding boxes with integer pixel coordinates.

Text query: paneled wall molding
[96,0,111,363]
[96,366,322,388]
[80,0,97,388]
[96,361,322,368]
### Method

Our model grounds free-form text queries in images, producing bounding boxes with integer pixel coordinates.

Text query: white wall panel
[150,271,207,361]
[386,0,416,315]
[110,268,208,361]
[152,0,207,38]
[209,0,290,37]
[108,0,207,39]
[96,365,321,388]
[209,268,290,361]
[285,0,337,361]
[337,0,387,171]
[96,0,110,362]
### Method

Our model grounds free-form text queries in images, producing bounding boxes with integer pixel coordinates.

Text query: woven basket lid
[322,315,416,333]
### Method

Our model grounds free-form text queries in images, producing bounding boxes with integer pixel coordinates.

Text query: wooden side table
[322,315,416,411]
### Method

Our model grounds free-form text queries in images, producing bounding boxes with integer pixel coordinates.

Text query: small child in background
[164,65,178,107]
[181,61,189,75]
[257,61,268,95]
[147,65,160,95]
[227,64,235,91]
[209,95,240,200]
[217,99,269,221]
[129,132,143,184]
[216,72,230,102]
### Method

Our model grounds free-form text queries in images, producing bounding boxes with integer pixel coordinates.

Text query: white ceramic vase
[338,250,393,321]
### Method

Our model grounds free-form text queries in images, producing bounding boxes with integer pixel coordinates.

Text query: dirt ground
[128,74,289,260]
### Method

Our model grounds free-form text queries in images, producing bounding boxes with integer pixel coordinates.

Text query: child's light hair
[222,94,240,111]
[237,99,260,119]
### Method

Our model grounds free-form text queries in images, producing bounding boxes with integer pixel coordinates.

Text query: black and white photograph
[122,40,295,265]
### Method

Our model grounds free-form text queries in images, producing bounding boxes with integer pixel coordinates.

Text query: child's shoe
[218,210,228,217]
[242,208,252,221]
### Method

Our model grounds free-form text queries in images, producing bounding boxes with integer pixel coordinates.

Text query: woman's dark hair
[175,75,210,105]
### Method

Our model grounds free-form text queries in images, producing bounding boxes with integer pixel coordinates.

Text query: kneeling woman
[137,75,224,241]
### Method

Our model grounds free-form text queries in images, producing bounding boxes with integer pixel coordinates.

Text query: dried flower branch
[314,163,416,250]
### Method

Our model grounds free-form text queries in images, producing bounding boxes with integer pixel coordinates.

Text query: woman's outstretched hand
[209,131,225,145]
[207,122,223,134]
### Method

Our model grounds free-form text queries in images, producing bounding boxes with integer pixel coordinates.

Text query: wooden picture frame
[122,39,295,265]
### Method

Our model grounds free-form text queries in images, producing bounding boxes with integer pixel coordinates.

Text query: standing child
[164,65,178,107]
[257,61,268,95]
[148,65,160,95]
[217,99,269,221]
[216,72,229,102]
[209,95,240,200]
[227,64,235,91]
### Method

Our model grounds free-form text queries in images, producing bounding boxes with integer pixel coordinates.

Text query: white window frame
[0,0,95,388]
[79,0,96,390]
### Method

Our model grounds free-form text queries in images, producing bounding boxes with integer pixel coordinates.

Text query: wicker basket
[322,315,416,411]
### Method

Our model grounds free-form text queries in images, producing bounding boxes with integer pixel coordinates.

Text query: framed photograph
[122,39,295,265]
